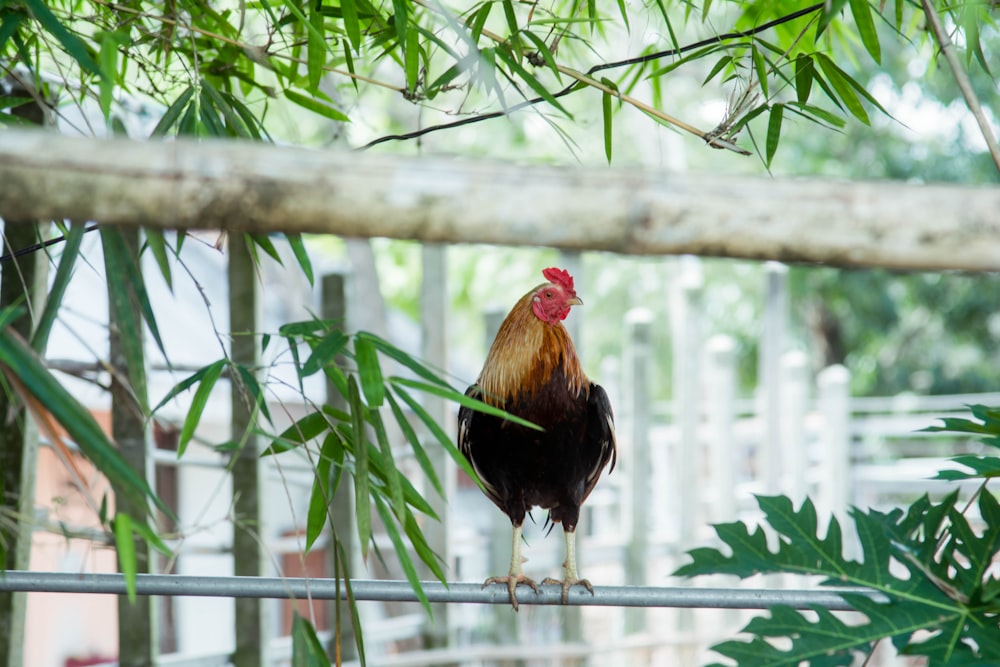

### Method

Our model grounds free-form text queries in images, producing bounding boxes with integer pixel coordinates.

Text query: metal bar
[0,572,886,610]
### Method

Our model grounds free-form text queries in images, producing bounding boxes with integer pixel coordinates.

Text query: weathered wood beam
[1,130,998,272]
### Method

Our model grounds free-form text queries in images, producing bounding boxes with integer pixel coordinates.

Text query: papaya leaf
[677,493,999,666]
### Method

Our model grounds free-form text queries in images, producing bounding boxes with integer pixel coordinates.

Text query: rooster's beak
[568,297,583,307]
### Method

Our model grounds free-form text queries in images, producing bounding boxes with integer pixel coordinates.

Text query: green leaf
[234,363,272,424]
[98,31,127,120]
[601,86,613,164]
[390,384,484,491]
[794,54,813,105]
[114,512,137,604]
[469,1,491,43]
[292,612,330,667]
[284,234,314,286]
[933,455,1000,481]
[353,336,384,407]
[306,0,324,92]
[21,0,101,75]
[341,0,361,51]
[305,431,344,551]
[372,494,431,615]
[0,328,174,518]
[815,53,869,125]
[285,88,351,123]
[301,330,350,377]
[354,331,449,388]
[263,408,338,456]
[370,410,404,520]
[177,359,226,458]
[31,223,86,354]
[816,0,849,38]
[390,376,542,431]
[404,27,420,95]
[751,43,768,99]
[849,0,881,64]
[143,228,173,291]
[493,45,570,117]
[766,103,783,166]
[676,493,992,666]
[152,86,196,137]
[385,391,442,496]
[520,30,560,81]
[348,376,371,560]
[102,228,149,410]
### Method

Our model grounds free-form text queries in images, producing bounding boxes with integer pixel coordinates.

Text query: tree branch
[362,3,825,150]
[920,0,1000,174]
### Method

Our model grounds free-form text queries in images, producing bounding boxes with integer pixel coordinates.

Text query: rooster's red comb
[542,267,575,293]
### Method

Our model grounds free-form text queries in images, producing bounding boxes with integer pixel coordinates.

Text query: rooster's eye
[544,291,553,298]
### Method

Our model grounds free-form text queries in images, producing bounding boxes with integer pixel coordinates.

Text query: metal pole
[0,572,886,610]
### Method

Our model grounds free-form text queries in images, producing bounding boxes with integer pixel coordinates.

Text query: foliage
[0,0,995,163]
[676,404,1000,666]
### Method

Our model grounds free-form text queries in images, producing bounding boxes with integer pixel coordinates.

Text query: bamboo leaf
[143,228,173,292]
[235,363,272,424]
[341,0,361,51]
[21,0,101,75]
[306,432,343,551]
[815,53,870,125]
[602,88,613,164]
[751,43,768,98]
[285,88,351,123]
[177,359,226,458]
[355,331,449,388]
[766,103,783,166]
[794,54,814,105]
[152,86,196,137]
[114,512,138,604]
[373,494,431,615]
[816,0,849,38]
[31,222,86,354]
[849,0,881,64]
[263,408,337,456]
[335,539,367,665]
[493,45,569,117]
[348,376,371,560]
[404,27,420,95]
[284,234,314,286]
[301,330,349,377]
[306,0,324,92]
[391,384,484,491]
[102,228,149,411]
[385,391,442,496]
[390,376,542,430]
[292,612,329,667]
[353,334,384,407]
[371,410,404,521]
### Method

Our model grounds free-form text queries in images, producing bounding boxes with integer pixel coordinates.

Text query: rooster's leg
[542,527,593,604]
[482,522,539,611]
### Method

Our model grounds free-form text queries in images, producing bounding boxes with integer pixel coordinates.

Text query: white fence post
[624,307,654,635]
[704,335,737,523]
[671,257,703,547]
[817,365,851,519]
[781,350,810,504]
[759,262,788,496]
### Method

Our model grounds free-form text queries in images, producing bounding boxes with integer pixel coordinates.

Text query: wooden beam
[1,130,998,272]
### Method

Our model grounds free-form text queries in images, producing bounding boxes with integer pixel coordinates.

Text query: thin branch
[920,0,1000,173]
[555,65,751,155]
[362,3,825,149]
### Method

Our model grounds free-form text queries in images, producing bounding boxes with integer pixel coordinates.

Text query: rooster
[458,267,617,610]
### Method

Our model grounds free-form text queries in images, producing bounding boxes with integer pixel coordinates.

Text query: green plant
[676,405,1000,666]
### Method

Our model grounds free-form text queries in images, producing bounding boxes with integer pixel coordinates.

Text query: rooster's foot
[541,576,594,604]
[483,574,540,611]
